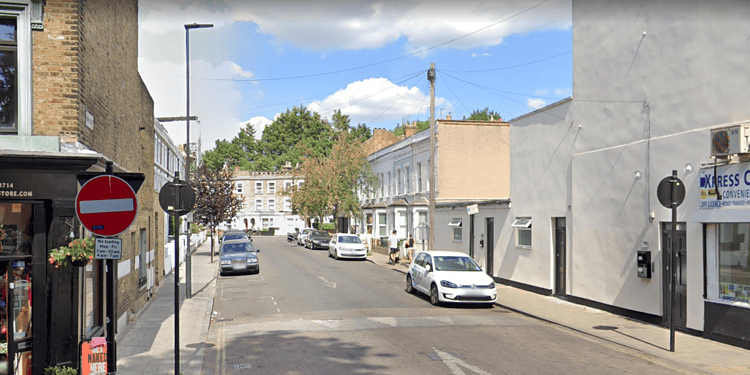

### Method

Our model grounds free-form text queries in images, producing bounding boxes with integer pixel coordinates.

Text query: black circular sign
[657,176,685,209]
[159,180,196,216]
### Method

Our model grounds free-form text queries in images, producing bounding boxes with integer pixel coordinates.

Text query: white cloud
[527,98,547,109]
[307,78,451,125]
[245,116,273,140]
[554,88,568,96]
[139,57,252,151]
[535,89,549,95]
[140,0,571,54]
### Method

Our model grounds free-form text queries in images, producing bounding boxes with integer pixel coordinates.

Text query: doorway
[661,222,687,329]
[0,202,35,374]
[554,218,566,296]
[485,218,494,277]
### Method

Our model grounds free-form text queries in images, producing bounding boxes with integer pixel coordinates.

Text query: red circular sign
[76,175,138,237]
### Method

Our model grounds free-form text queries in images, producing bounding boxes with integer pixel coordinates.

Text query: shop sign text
[699,163,750,209]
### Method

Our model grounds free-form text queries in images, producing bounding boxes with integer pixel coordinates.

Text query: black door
[469,215,475,258]
[554,218,566,296]
[662,222,687,328]
[485,218,494,277]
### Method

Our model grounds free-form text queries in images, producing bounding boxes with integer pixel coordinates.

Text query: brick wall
[34,0,157,326]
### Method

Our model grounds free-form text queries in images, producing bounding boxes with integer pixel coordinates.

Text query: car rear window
[221,242,255,254]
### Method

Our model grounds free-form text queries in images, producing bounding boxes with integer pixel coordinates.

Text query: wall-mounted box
[637,250,651,278]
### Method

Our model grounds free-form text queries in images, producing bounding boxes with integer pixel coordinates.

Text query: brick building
[0,0,158,372]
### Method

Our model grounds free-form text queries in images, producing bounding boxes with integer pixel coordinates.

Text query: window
[236,182,243,194]
[268,182,275,194]
[139,228,148,287]
[284,198,292,211]
[378,213,387,237]
[284,181,292,191]
[718,223,750,304]
[255,199,262,212]
[405,166,410,193]
[0,17,17,134]
[417,163,422,192]
[262,218,269,229]
[255,182,263,194]
[397,169,402,195]
[511,217,532,248]
[268,198,276,212]
[448,218,462,241]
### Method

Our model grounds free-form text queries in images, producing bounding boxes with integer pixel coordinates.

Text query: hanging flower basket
[49,237,95,268]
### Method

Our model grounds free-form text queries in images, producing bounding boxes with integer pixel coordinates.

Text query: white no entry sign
[76,175,138,237]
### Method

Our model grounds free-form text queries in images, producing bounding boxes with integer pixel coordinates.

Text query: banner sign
[699,162,750,210]
[80,337,108,375]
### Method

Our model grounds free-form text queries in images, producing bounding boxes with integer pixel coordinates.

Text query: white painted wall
[567,0,750,330]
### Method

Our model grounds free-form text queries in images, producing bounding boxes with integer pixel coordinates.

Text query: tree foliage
[465,107,502,121]
[191,164,244,235]
[288,123,377,223]
[202,107,373,172]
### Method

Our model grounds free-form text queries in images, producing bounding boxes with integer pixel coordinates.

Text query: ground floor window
[377,212,386,237]
[718,223,750,304]
[511,217,532,248]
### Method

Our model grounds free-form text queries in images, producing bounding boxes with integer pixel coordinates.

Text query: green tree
[350,123,372,142]
[202,139,246,171]
[465,107,502,121]
[290,124,377,224]
[259,106,333,170]
[191,164,244,259]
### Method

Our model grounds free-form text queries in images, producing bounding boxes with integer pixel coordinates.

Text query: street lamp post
[184,23,212,302]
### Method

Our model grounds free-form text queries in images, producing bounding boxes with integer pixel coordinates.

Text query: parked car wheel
[406,275,415,294]
[430,284,440,306]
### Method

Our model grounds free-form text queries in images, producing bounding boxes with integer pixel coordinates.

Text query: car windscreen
[338,236,361,244]
[433,256,481,271]
[220,242,255,254]
[223,234,247,241]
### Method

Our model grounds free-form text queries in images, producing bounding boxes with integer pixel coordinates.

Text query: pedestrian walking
[405,233,415,262]
[388,230,399,265]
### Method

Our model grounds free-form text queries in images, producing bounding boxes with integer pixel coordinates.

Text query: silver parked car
[296,227,315,246]
[328,233,367,260]
[219,239,260,276]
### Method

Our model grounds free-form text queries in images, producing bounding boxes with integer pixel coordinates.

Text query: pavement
[115,239,750,375]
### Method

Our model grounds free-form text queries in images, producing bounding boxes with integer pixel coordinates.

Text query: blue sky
[138,0,572,152]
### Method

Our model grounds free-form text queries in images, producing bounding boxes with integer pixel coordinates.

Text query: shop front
[695,161,750,348]
[0,152,101,373]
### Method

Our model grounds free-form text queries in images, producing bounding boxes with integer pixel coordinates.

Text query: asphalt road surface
[203,236,684,375]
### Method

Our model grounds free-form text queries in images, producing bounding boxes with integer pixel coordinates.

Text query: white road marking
[312,319,341,329]
[318,276,337,288]
[79,198,134,214]
[368,317,397,326]
[433,348,492,375]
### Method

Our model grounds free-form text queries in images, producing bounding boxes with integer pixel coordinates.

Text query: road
[202,236,683,375]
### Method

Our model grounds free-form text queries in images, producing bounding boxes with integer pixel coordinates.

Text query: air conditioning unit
[710,125,750,157]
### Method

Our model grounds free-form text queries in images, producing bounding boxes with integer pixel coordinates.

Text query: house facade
[499,0,750,348]
[230,169,305,235]
[0,0,161,371]
[359,118,511,263]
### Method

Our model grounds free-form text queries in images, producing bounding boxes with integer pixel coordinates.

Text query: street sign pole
[173,173,181,375]
[669,170,677,352]
[104,162,117,373]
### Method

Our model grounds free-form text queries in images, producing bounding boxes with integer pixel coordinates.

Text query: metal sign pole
[669,170,677,352]
[104,161,117,373]
[173,173,181,375]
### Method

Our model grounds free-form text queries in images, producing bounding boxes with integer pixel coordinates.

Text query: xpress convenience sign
[699,162,750,209]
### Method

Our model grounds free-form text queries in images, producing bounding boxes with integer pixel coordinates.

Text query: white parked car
[406,251,496,307]
[296,228,315,246]
[328,233,367,260]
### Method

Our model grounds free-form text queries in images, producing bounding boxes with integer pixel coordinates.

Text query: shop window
[511,217,532,248]
[718,223,750,304]
[449,218,462,241]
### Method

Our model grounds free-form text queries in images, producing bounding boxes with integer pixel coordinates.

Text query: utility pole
[428,63,436,251]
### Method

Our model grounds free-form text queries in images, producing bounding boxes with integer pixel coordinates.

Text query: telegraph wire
[188,0,552,83]
[439,70,563,100]
[368,76,427,124]
[442,50,572,73]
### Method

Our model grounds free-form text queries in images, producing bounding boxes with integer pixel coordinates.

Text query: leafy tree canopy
[465,107,503,121]
[191,164,244,233]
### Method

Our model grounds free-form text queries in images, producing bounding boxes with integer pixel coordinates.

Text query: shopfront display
[0,203,34,375]
[717,223,750,304]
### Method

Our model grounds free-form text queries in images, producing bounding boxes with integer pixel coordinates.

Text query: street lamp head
[185,23,213,30]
